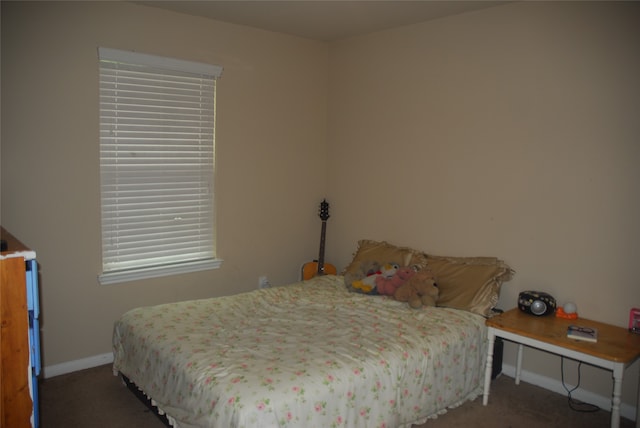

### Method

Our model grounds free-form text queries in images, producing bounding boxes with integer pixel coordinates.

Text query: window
[98,48,223,285]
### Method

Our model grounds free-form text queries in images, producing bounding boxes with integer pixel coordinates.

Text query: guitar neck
[317,220,327,274]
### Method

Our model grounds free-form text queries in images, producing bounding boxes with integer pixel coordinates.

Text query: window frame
[97,47,223,285]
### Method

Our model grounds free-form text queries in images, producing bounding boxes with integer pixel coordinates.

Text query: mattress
[113,275,488,428]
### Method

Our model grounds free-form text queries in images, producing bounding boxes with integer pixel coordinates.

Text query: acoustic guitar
[301,199,337,280]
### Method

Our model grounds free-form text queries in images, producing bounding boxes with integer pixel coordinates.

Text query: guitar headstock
[318,199,330,221]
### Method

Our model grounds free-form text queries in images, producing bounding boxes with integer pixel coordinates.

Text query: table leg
[483,330,495,406]
[515,343,524,385]
[636,371,640,428]
[611,364,623,428]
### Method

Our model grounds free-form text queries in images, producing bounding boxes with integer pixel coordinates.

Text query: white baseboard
[501,363,637,422]
[43,352,114,379]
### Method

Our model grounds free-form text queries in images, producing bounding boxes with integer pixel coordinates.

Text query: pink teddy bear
[376,265,416,296]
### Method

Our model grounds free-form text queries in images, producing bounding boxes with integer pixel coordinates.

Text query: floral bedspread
[113,275,488,428]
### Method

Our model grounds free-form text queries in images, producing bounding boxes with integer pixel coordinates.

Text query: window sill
[98,258,223,285]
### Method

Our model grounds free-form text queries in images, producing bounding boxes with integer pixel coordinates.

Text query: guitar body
[302,261,337,281]
[302,199,336,280]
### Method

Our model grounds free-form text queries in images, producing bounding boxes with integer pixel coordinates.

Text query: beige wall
[326,1,640,411]
[2,0,639,414]
[1,1,328,366]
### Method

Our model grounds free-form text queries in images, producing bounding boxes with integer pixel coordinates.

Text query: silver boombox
[518,290,556,316]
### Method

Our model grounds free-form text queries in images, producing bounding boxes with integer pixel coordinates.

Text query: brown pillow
[342,240,428,290]
[427,255,514,317]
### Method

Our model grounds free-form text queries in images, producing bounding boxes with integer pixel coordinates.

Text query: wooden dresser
[1,227,40,427]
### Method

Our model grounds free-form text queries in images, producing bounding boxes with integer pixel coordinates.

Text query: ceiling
[135,1,509,42]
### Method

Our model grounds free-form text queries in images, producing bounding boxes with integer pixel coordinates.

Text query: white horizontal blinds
[99,48,221,273]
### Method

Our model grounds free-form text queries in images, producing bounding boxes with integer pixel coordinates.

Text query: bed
[113,240,513,428]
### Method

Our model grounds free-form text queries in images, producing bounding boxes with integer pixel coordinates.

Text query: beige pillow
[427,255,514,317]
[342,240,428,291]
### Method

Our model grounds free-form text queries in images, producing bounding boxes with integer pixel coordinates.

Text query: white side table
[482,308,640,428]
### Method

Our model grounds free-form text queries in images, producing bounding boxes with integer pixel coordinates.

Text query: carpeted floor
[39,364,634,427]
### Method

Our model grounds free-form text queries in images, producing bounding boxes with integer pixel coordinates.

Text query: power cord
[560,357,600,413]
